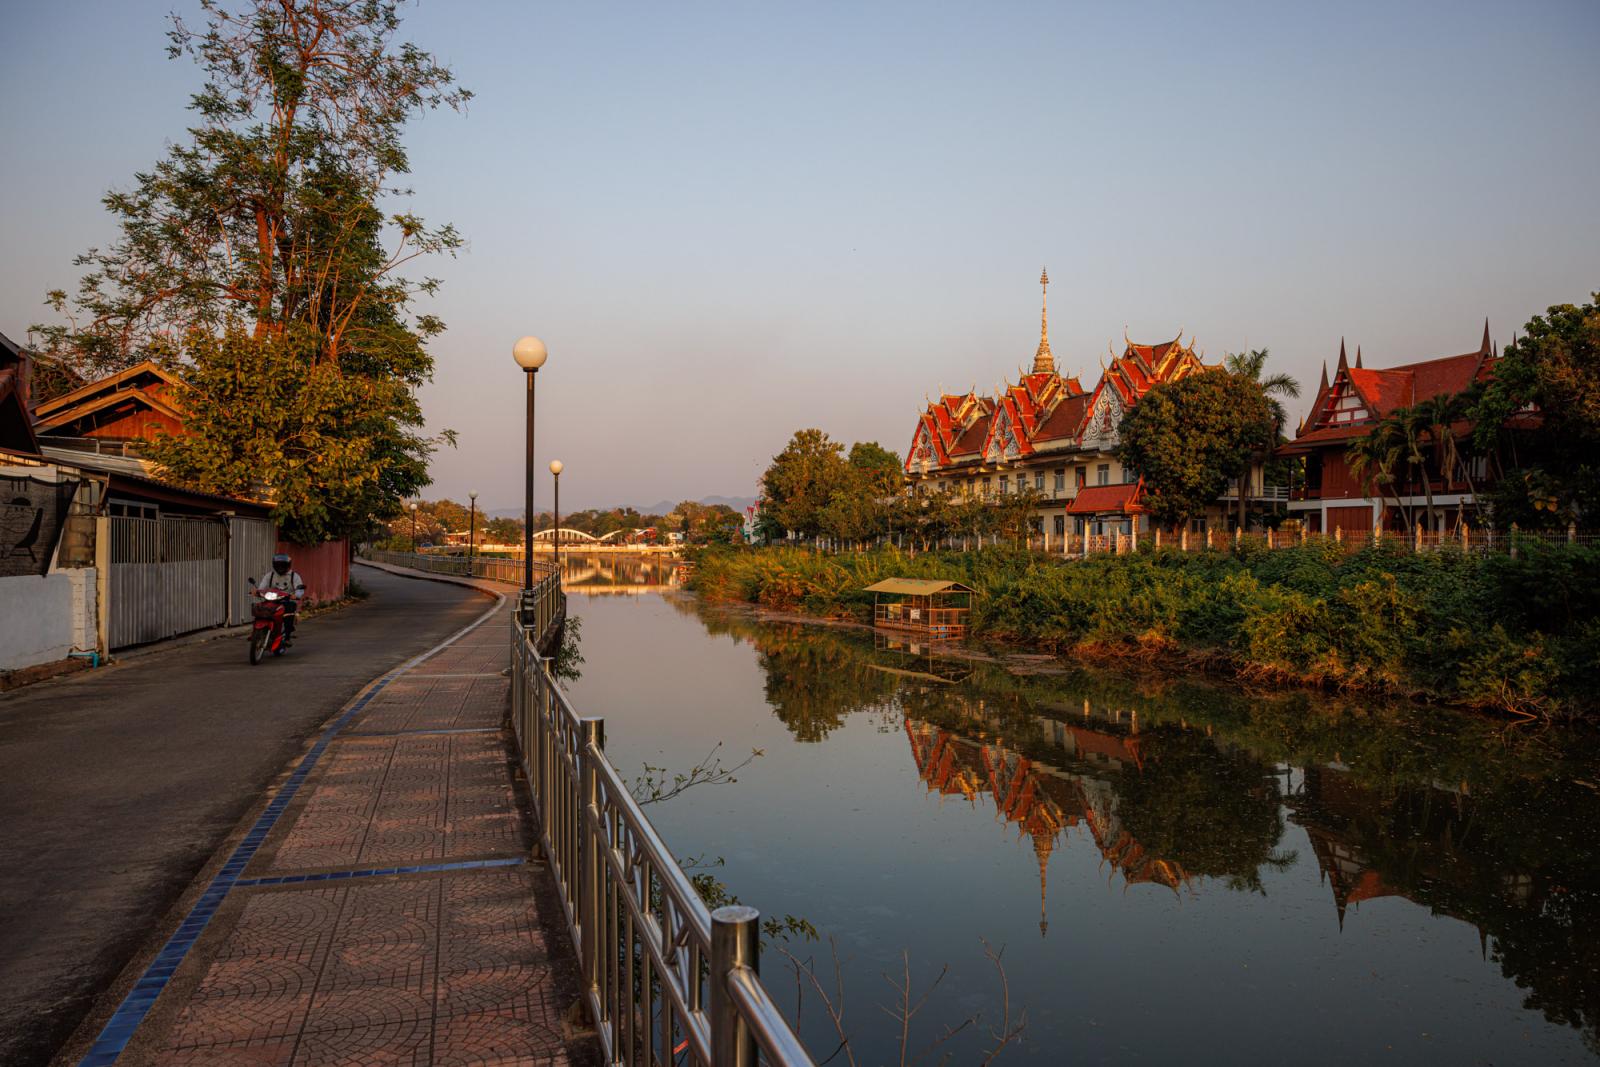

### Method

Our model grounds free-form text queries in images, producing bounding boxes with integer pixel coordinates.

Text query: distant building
[1279,326,1502,534]
[903,271,1267,538]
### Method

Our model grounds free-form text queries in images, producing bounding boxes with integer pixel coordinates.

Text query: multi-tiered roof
[905,272,1216,475]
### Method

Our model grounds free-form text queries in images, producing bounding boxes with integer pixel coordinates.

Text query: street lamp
[513,336,548,594]
[549,460,564,568]
[468,491,478,566]
[409,501,419,550]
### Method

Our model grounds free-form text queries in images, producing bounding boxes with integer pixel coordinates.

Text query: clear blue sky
[3,1,1597,512]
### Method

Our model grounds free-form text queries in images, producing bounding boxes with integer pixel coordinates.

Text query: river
[555,553,1600,1065]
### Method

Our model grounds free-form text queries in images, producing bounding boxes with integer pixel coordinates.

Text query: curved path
[0,567,487,1067]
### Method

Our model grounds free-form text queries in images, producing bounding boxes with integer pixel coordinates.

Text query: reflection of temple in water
[905,707,1190,937]
[1291,765,1540,936]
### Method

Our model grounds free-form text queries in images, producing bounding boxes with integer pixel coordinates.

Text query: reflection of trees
[753,625,899,741]
[1111,727,1292,892]
[1296,766,1600,1049]
[677,594,1600,1048]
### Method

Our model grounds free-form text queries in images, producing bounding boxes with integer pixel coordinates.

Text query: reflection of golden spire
[1033,268,1055,375]
[1034,830,1054,937]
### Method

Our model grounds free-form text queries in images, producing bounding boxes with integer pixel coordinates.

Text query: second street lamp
[410,501,419,550]
[468,491,478,568]
[549,460,564,568]
[513,336,548,599]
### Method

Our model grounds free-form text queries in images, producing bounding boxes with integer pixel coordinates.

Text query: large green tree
[1118,370,1277,529]
[34,0,468,542]
[846,440,903,495]
[759,429,849,539]
[1469,293,1600,527]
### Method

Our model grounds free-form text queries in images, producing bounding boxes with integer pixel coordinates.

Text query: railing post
[578,717,605,1000]
[710,905,760,1067]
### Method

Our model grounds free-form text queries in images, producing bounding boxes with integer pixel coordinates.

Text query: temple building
[1279,325,1503,534]
[903,272,1266,539]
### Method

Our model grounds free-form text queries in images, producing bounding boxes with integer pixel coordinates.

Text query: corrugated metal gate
[110,515,229,649]
[228,517,277,625]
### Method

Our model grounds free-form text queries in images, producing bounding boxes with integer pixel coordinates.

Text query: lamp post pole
[468,491,478,567]
[550,460,564,569]
[513,337,549,598]
[410,501,419,550]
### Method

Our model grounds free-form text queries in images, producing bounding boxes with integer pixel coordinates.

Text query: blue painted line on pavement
[76,666,408,1066]
[76,588,508,1066]
[233,857,525,887]
[342,726,501,737]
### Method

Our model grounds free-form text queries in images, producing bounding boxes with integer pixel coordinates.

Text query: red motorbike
[247,579,298,664]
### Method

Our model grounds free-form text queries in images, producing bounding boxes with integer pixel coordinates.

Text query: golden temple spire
[1033,268,1055,375]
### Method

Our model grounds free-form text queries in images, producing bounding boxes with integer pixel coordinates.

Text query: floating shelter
[864,578,975,639]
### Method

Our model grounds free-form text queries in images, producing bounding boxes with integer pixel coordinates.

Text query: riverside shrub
[687,543,1600,716]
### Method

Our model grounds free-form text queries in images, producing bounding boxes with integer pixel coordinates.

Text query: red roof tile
[1067,481,1145,514]
[1034,394,1091,441]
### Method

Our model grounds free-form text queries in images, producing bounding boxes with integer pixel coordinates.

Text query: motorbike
[246,578,300,665]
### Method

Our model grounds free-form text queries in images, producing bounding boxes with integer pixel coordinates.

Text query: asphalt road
[0,565,490,1067]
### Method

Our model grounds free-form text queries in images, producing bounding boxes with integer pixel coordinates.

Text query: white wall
[0,568,97,670]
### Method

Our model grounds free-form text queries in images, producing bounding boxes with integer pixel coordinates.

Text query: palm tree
[1347,415,1411,531]
[1225,349,1301,529]
[1398,407,1437,533]
[1411,392,1478,527]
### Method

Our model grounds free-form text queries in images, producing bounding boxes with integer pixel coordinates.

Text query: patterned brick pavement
[115,584,597,1066]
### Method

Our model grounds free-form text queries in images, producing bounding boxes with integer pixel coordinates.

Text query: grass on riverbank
[687,541,1600,717]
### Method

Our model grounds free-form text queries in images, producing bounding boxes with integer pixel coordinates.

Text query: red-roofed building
[1280,325,1499,533]
[903,273,1257,541]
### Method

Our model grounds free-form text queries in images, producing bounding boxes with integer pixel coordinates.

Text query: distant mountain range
[633,495,756,516]
[485,495,755,520]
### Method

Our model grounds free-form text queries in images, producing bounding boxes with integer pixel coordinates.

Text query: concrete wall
[0,568,97,670]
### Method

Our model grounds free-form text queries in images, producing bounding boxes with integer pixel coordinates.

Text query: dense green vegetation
[688,541,1600,716]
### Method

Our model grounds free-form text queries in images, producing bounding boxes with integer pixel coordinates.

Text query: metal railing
[365,549,536,586]
[510,596,814,1066]
[366,547,812,1062]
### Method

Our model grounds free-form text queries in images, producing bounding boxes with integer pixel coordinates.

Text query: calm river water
[557,554,1599,1065]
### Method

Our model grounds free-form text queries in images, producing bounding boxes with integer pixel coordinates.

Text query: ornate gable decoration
[912,422,938,473]
[984,408,1023,462]
[1080,386,1123,450]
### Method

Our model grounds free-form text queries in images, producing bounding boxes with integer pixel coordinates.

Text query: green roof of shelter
[862,578,975,596]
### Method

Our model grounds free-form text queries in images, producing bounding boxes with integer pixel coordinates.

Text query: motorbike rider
[257,553,307,644]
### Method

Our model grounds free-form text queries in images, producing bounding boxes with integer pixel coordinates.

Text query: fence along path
[367,551,818,1065]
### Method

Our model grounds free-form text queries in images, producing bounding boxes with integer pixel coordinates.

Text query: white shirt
[258,569,306,598]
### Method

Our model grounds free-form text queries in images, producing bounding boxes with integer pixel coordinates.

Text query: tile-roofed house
[31,359,185,463]
[1281,324,1500,534]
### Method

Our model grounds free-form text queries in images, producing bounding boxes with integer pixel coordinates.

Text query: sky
[2,0,1598,513]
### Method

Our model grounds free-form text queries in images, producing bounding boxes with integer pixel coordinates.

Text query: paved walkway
[85,571,597,1066]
